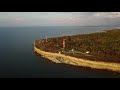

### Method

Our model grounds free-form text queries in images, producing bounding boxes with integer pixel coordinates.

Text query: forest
[35,29,120,62]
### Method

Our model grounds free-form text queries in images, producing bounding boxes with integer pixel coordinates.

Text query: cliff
[34,42,120,72]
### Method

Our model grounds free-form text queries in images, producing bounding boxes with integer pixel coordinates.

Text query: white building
[86,51,90,54]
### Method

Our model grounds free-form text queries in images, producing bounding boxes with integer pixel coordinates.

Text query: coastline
[34,42,120,72]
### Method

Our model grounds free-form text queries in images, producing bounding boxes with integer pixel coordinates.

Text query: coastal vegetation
[35,29,120,63]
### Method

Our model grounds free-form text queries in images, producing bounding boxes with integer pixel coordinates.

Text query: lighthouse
[45,35,48,42]
[63,39,65,48]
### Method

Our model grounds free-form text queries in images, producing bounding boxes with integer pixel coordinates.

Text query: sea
[0,26,120,78]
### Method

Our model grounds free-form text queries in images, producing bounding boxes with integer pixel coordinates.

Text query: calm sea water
[0,26,120,78]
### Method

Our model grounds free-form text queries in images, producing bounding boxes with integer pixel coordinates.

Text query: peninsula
[34,29,120,72]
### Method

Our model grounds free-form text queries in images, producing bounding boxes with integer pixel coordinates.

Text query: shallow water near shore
[0,26,120,78]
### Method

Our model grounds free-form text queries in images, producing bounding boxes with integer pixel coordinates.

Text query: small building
[59,51,61,54]
[71,49,74,52]
[86,51,90,54]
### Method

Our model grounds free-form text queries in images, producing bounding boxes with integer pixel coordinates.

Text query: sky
[0,12,120,27]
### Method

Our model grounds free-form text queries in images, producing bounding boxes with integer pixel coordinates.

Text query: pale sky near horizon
[0,12,120,27]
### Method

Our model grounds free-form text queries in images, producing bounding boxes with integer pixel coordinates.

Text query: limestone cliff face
[34,42,120,72]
